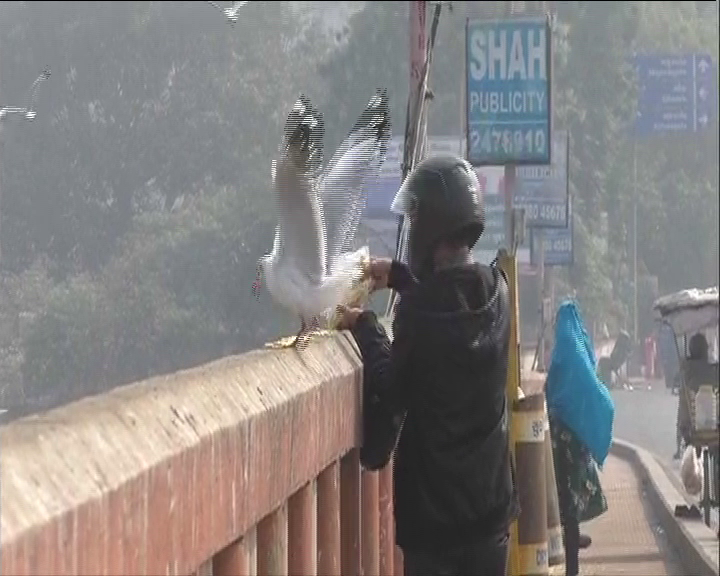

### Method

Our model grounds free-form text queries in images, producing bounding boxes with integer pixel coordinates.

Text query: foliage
[4,1,330,403]
[3,1,719,407]
[21,185,295,400]
[1,1,331,274]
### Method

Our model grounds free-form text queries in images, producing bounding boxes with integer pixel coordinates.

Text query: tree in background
[0,1,329,274]
[1,1,334,408]
[1,1,718,411]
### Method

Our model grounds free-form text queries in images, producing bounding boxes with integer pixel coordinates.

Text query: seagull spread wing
[319,89,391,274]
[229,1,250,16]
[273,95,327,284]
[24,67,51,119]
[206,1,248,23]
[206,1,225,13]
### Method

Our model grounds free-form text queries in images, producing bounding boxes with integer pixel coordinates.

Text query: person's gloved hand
[335,305,365,330]
[368,257,393,292]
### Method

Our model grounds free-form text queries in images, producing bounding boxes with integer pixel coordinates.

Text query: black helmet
[391,155,485,276]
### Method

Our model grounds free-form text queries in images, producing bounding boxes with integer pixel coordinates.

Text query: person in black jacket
[336,155,519,576]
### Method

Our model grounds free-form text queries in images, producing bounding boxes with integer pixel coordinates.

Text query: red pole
[388,0,427,316]
[361,471,380,575]
[340,451,361,576]
[317,462,341,575]
[409,0,427,169]
[409,1,427,101]
[288,480,317,575]
[213,529,257,576]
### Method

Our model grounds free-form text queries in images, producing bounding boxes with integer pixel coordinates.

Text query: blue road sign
[473,167,506,251]
[530,198,573,266]
[635,53,717,136]
[478,193,506,250]
[531,225,573,266]
[466,17,552,166]
[515,130,569,228]
[370,136,465,219]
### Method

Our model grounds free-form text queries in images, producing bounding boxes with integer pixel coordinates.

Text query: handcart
[653,287,719,527]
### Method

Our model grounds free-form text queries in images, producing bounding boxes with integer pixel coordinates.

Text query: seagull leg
[295,316,331,349]
[264,317,307,350]
[308,315,335,339]
[293,317,310,350]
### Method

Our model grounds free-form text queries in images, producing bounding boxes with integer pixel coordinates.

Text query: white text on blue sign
[466,19,551,165]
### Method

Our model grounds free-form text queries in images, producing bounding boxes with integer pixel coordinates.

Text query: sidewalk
[550,455,686,575]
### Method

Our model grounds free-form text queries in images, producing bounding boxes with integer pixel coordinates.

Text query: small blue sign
[515,130,569,228]
[530,201,573,266]
[473,167,507,251]
[368,136,465,220]
[476,193,506,250]
[466,17,552,166]
[635,53,717,136]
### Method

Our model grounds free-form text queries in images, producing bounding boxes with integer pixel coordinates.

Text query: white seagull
[0,67,51,121]
[206,1,250,26]
[254,90,391,348]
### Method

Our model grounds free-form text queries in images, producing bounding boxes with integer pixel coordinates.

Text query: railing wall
[1,333,400,576]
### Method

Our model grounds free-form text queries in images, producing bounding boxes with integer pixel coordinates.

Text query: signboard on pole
[515,130,569,228]
[530,198,573,266]
[367,136,464,219]
[474,166,506,251]
[635,53,717,136]
[465,17,552,166]
[473,166,531,266]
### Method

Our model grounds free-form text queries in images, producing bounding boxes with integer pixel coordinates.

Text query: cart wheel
[701,449,712,527]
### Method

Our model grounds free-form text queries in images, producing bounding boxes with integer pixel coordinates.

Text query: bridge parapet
[1,333,396,575]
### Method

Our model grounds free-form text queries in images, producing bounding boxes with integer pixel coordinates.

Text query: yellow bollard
[544,408,565,567]
[513,393,549,576]
[498,250,521,576]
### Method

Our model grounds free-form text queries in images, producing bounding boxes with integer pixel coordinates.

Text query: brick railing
[1,333,400,576]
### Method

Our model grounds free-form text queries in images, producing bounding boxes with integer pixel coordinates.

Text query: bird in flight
[0,67,51,121]
[254,90,391,349]
[206,1,250,26]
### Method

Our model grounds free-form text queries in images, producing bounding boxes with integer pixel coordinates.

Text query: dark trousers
[403,531,509,576]
[563,516,580,576]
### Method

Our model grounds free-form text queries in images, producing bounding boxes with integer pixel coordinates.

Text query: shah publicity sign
[514,130,569,228]
[465,17,552,166]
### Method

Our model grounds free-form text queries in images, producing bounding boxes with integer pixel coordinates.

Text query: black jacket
[351,260,519,553]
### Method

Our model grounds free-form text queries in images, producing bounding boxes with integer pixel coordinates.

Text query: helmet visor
[390,175,415,215]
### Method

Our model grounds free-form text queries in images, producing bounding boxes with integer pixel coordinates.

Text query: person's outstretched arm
[350,265,416,470]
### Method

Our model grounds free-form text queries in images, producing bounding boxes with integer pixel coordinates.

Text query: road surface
[611,379,677,461]
[611,379,718,530]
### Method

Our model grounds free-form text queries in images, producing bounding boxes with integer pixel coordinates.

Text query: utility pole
[536,229,546,370]
[384,5,429,573]
[409,0,428,167]
[632,140,638,351]
[535,0,554,372]
[387,0,427,317]
[0,43,3,270]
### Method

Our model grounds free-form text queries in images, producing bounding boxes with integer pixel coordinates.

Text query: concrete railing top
[1,333,363,576]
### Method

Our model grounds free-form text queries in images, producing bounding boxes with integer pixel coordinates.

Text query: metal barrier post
[513,393,549,576]
[544,410,564,567]
[499,250,522,576]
